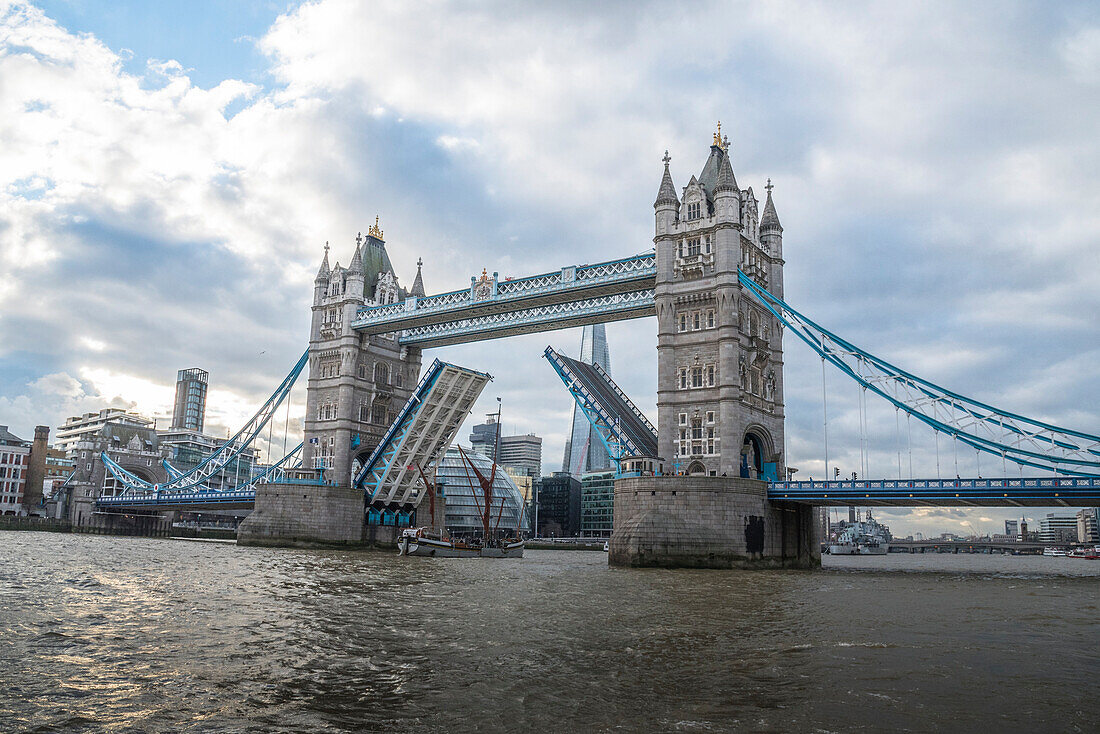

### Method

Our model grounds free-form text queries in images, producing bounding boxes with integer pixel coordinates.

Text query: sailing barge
[398,446,525,559]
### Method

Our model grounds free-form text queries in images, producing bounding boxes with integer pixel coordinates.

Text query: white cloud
[1,1,1098,537]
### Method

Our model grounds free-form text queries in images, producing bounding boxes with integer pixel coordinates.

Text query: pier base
[609,476,819,569]
[237,482,365,548]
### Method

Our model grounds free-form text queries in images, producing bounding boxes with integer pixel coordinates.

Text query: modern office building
[469,419,499,459]
[1004,519,1018,537]
[535,472,582,537]
[172,368,209,432]
[499,434,542,478]
[55,409,154,456]
[1076,508,1099,544]
[580,469,615,538]
[562,324,612,475]
[435,447,529,538]
[468,420,542,477]
[1038,512,1078,544]
[0,425,30,515]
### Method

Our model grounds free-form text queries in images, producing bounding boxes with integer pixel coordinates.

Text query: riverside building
[0,425,30,515]
[580,469,615,538]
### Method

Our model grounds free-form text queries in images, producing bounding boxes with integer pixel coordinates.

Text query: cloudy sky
[1,0,1098,536]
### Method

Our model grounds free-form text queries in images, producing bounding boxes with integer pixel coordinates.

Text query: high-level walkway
[353,254,656,347]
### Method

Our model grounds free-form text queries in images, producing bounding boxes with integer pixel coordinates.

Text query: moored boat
[397,527,524,558]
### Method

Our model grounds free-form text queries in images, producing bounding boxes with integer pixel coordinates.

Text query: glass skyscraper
[562,324,612,475]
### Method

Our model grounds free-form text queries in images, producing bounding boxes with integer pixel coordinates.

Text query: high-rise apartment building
[172,368,209,432]
[562,324,612,475]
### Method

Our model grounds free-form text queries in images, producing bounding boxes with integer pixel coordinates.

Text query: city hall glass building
[437,447,530,537]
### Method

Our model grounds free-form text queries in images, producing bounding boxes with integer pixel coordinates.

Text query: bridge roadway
[770,476,1100,507]
[94,475,1100,513]
[96,489,256,512]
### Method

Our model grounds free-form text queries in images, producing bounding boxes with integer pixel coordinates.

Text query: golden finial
[368,215,384,240]
[713,121,722,148]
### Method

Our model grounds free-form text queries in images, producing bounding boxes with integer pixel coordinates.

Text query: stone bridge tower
[610,125,815,570]
[654,124,786,481]
[302,219,424,487]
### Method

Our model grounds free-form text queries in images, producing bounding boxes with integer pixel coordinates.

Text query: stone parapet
[237,483,365,548]
[610,476,818,569]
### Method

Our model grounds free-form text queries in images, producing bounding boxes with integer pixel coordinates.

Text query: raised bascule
[96,124,1100,567]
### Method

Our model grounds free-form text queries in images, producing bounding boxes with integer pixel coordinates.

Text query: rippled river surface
[2,533,1098,733]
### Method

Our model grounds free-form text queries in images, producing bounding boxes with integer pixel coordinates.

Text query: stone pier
[237,478,366,548]
[609,476,819,569]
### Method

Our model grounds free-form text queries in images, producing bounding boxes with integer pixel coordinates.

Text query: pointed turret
[654,150,679,208]
[714,149,738,193]
[410,257,426,297]
[348,233,364,275]
[760,179,782,232]
[315,242,331,282]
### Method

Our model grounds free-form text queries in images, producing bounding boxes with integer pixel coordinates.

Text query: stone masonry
[653,125,785,480]
[237,471,368,548]
[611,476,819,569]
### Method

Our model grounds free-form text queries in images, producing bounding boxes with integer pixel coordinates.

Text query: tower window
[687,202,701,220]
[687,237,701,256]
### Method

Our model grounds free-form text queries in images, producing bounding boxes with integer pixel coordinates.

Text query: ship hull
[398,533,525,559]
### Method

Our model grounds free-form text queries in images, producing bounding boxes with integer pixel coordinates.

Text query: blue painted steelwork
[737,272,1100,476]
[769,476,1100,507]
[96,488,257,509]
[352,253,656,335]
[102,350,309,493]
[544,346,658,475]
[354,359,447,495]
[250,442,303,485]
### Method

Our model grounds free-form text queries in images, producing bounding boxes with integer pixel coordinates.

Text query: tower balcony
[675,252,714,277]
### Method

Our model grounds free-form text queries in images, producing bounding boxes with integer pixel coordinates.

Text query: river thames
[1,532,1097,732]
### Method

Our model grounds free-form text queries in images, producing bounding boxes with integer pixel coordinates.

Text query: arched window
[374,362,389,385]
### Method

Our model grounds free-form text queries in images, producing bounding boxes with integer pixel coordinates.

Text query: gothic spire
[315,241,331,281]
[348,233,364,275]
[714,148,738,193]
[653,150,679,208]
[760,179,783,231]
[410,257,426,297]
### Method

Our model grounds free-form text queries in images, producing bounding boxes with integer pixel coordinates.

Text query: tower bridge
[95,124,1100,568]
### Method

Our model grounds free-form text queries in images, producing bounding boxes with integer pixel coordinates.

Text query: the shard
[561,324,612,475]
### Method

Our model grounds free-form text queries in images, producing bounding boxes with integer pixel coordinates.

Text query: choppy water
[1,532,1097,733]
